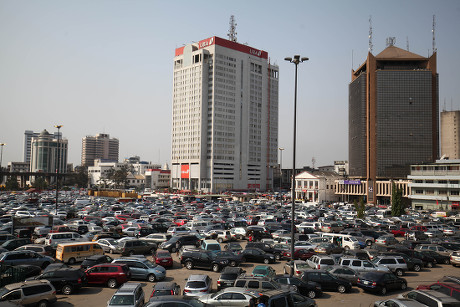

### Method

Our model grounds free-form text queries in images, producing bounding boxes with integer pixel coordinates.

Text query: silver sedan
[198,287,261,306]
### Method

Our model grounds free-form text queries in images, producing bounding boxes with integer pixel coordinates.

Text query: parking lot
[48,243,459,307]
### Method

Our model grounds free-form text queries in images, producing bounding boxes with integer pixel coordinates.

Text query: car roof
[4,279,52,290]
[153,282,177,290]
[116,282,142,293]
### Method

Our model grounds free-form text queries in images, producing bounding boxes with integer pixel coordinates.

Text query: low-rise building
[408,159,460,210]
[295,170,342,203]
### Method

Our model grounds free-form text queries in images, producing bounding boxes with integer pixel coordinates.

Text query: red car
[283,248,316,261]
[85,264,131,288]
[153,250,173,268]
[115,215,131,222]
[391,228,409,237]
[410,225,427,232]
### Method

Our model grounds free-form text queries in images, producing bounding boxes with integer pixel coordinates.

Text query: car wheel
[444,259,451,265]
[37,300,49,307]
[292,285,298,292]
[401,282,407,290]
[366,241,372,246]
[380,287,387,295]
[107,278,118,288]
[344,246,350,251]
[275,253,281,261]
[230,261,237,267]
[413,264,421,272]
[171,247,177,253]
[186,261,193,270]
[395,269,403,276]
[337,285,346,293]
[62,284,73,295]
[68,258,76,265]
[426,262,433,268]
[264,258,270,264]
[148,274,156,282]
[212,264,220,272]
[217,238,223,243]
[307,290,316,299]
[109,249,114,254]
[283,268,287,274]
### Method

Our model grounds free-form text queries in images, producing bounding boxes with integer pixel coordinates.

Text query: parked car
[152,250,173,268]
[325,266,360,285]
[419,250,451,265]
[373,298,428,307]
[240,248,276,264]
[451,251,460,267]
[181,250,228,272]
[183,274,212,297]
[150,282,181,297]
[217,267,245,291]
[251,265,276,278]
[112,257,166,282]
[274,274,323,299]
[115,239,157,256]
[107,282,145,307]
[159,235,201,253]
[300,269,352,293]
[284,260,312,276]
[399,289,460,307]
[80,254,113,270]
[0,250,54,269]
[371,255,408,276]
[0,280,57,307]
[144,296,210,307]
[29,268,87,295]
[233,275,295,292]
[198,287,261,306]
[307,254,336,270]
[96,238,119,254]
[14,244,54,257]
[357,271,407,295]
[214,250,244,267]
[1,238,32,251]
[85,263,131,288]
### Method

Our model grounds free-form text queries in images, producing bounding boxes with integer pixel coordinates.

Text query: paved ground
[52,248,460,307]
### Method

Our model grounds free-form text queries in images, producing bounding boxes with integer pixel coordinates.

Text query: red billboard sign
[181,165,190,179]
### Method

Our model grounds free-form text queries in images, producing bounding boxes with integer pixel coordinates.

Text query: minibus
[56,242,104,264]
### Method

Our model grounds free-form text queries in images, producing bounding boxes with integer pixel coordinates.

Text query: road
[52,250,460,307]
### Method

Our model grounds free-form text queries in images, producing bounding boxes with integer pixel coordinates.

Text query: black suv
[81,255,114,270]
[245,242,283,261]
[240,248,275,264]
[160,235,201,253]
[300,270,352,293]
[1,238,32,251]
[217,267,245,290]
[29,268,87,295]
[180,250,228,272]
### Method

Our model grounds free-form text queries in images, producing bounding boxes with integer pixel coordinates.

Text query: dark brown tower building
[349,45,438,203]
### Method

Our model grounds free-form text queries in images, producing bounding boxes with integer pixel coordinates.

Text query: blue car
[112,257,166,282]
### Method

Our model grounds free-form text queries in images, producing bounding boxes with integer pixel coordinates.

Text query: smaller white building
[145,164,171,190]
[295,170,342,203]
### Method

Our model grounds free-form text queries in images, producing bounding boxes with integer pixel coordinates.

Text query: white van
[45,232,87,246]
[320,233,361,250]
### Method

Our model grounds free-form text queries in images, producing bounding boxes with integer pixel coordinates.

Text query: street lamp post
[285,55,308,276]
[54,125,62,219]
[278,147,284,192]
[0,143,5,184]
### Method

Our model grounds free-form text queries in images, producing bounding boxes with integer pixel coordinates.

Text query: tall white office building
[171,36,279,193]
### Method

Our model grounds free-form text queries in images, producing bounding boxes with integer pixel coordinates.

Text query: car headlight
[270,256,274,259]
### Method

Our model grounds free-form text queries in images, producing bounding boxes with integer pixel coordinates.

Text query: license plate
[162,260,168,262]
[364,281,369,285]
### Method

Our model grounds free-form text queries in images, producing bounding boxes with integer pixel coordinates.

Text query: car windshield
[187,281,206,288]
[207,245,221,251]
[253,268,268,275]
[152,290,173,296]
[0,287,9,297]
[109,294,134,305]
[106,239,117,245]
[296,263,310,269]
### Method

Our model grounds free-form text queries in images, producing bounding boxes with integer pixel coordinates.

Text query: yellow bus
[56,242,104,264]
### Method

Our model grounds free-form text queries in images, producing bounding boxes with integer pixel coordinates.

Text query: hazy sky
[1,0,459,169]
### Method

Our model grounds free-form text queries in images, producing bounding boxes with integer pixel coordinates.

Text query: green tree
[32,177,48,190]
[66,167,88,188]
[5,176,20,191]
[354,197,365,219]
[107,166,128,189]
[391,182,403,217]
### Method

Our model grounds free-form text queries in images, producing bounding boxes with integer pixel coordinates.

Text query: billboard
[181,165,190,179]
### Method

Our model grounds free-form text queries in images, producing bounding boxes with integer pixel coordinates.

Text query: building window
[451,190,459,196]
[415,190,423,194]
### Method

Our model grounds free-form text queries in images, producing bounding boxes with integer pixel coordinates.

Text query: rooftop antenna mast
[432,15,437,55]
[406,36,410,51]
[368,15,373,53]
[228,15,237,42]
